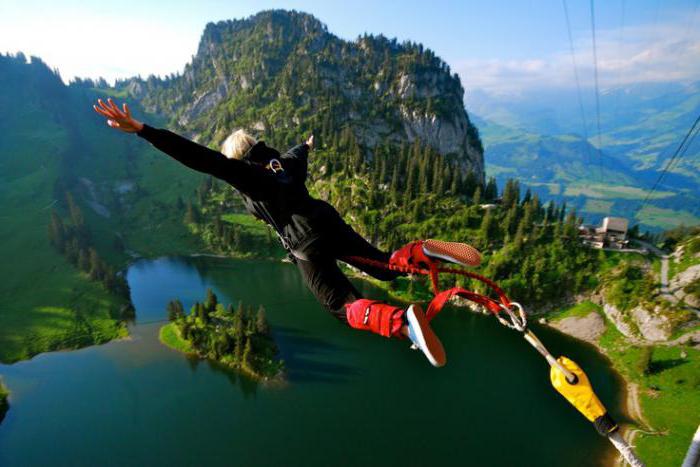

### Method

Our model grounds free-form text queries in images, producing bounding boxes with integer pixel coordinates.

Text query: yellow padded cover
[550,356,607,422]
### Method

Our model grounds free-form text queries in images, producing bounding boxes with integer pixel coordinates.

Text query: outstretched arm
[280,134,313,181]
[92,98,275,198]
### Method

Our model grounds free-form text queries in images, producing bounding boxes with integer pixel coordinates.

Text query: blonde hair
[221,129,257,160]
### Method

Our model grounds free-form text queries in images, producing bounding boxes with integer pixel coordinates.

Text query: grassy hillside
[0,59,126,362]
[552,301,699,467]
[0,54,207,362]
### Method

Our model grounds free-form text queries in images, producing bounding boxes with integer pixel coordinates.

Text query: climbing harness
[344,255,645,467]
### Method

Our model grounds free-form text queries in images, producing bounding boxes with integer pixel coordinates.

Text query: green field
[583,199,613,215]
[565,183,674,200]
[635,206,700,231]
[159,323,194,354]
[548,300,602,322]
[221,212,271,236]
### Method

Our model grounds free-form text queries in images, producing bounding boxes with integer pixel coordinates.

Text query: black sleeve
[283,143,309,162]
[281,143,309,181]
[136,124,275,199]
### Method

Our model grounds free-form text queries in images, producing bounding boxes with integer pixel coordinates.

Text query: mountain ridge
[106,9,484,178]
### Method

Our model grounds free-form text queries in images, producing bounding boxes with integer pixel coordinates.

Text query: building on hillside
[579,216,629,249]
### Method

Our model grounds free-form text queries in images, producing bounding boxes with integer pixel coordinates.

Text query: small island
[0,378,8,424]
[159,288,284,381]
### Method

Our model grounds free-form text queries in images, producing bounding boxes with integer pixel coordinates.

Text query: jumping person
[93,98,481,367]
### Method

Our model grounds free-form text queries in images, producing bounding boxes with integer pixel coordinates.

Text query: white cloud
[456,21,700,96]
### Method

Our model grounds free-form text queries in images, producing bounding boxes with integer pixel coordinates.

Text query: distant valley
[470,82,700,230]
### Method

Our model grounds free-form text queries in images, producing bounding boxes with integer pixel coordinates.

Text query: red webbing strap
[342,255,511,321]
[425,287,503,321]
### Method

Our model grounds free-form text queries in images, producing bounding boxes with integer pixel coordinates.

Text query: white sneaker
[405,304,446,367]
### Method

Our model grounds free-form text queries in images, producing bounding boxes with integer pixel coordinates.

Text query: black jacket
[136,124,342,254]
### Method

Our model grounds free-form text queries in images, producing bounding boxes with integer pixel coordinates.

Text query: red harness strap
[342,256,511,322]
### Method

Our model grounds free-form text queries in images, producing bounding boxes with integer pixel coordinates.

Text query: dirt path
[634,239,676,303]
[661,256,669,292]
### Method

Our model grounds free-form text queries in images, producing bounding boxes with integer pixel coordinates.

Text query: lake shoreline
[0,252,640,459]
[541,319,646,466]
[158,322,286,385]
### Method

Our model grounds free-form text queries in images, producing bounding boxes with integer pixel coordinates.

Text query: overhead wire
[562,0,593,168]
[610,0,627,123]
[637,113,700,215]
[589,0,605,182]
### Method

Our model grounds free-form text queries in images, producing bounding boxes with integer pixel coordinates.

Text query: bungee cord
[344,254,645,466]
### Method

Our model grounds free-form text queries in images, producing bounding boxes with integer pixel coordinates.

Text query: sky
[1,0,699,96]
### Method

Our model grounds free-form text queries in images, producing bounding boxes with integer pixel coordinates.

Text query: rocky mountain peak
[119,10,484,178]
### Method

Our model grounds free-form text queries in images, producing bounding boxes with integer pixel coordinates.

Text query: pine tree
[213,216,224,239]
[167,300,179,322]
[242,337,253,369]
[205,288,218,312]
[449,167,460,195]
[88,248,103,280]
[546,202,556,223]
[503,204,519,237]
[513,217,528,249]
[501,179,520,208]
[48,210,66,251]
[431,159,443,195]
[174,300,185,319]
[559,201,567,222]
[484,177,498,201]
[65,191,84,227]
[233,302,244,339]
[255,305,269,335]
[418,157,429,194]
[389,165,400,205]
[404,159,416,205]
[78,248,90,272]
[479,210,496,247]
[472,186,482,205]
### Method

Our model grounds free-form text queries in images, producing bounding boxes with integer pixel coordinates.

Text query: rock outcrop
[551,312,606,345]
[669,264,700,308]
[629,305,673,341]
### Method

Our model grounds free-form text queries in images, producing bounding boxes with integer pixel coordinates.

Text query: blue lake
[0,256,622,466]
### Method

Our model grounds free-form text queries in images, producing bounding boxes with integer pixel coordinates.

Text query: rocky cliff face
[669,241,700,308]
[114,10,484,178]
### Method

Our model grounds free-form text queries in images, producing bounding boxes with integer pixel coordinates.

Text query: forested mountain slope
[112,10,484,177]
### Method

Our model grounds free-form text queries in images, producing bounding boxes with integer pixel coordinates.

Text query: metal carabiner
[496,302,527,332]
[268,158,284,174]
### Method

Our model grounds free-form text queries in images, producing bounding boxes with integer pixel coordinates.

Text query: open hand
[92,98,144,133]
[306,134,314,150]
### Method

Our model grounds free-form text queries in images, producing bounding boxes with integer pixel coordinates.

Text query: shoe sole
[406,304,446,367]
[423,239,481,267]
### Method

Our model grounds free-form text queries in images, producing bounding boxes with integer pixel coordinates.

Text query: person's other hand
[92,98,144,133]
[306,134,314,150]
